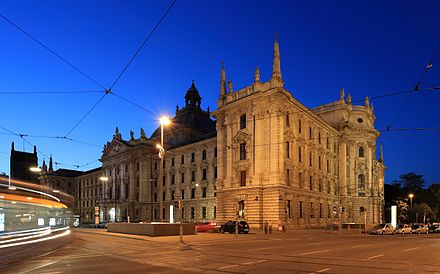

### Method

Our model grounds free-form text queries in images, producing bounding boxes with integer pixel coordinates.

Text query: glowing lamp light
[27,197,33,200]
[160,116,171,126]
[156,144,162,149]
[99,176,109,182]
[53,190,60,193]
[8,186,17,190]
[30,167,42,172]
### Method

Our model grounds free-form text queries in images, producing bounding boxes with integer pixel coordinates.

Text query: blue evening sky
[0,1,439,185]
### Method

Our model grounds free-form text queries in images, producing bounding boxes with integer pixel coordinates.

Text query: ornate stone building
[212,39,385,228]
[39,39,385,228]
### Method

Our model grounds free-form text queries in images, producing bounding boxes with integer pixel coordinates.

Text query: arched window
[358,174,365,196]
[359,146,365,158]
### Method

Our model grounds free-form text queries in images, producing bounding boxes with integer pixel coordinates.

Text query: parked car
[220,221,250,234]
[369,223,395,235]
[428,224,440,233]
[195,222,219,232]
[395,224,412,234]
[412,224,429,234]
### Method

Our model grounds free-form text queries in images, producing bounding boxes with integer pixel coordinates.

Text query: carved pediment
[102,139,129,158]
[232,131,250,148]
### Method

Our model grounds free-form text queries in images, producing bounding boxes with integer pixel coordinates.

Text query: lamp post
[408,193,414,209]
[100,176,109,223]
[158,115,171,222]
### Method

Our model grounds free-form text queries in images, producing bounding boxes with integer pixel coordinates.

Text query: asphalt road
[1,228,439,273]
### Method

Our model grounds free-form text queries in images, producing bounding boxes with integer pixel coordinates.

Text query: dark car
[428,224,440,233]
[220,221,250,234]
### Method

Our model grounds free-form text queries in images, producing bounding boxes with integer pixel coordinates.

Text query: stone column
[338,141,347,196]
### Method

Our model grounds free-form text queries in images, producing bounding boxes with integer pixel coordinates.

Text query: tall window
[214,166,217,179]
[191,188,195,199]
[299,201,303,218]
[286,141,290,158]
[286,168,291,186]
[309,126,313,139]
[318,156,321,170]
[286,113,290,127]
[181,172,185,184]
[287,200,292,218]
[299,172,303,187]
[202,168,207,180]
[309,151,312,167]
[191,152,195,162]
[318,179,322,192]
[240,143,246,160]
[191,207,195,219]
[240,114,246,129]
[240,171,246,187]
[214,147,217,158]
[202,187,207,198]
[298,120,302,133]
[171,174,175,185]
[359,147,365,158]
[319,203,323,218]
[191,171,195,182]
[181,189,185,200]
[318,132,321,144]
[181,155,185,164]
[202,207,207,219]
[309,176,313,190]
[299,147,302,162]
[202,150,207,160]
[358,174,365,197]
[171,158,175,166]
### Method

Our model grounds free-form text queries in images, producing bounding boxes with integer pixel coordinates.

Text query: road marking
[352,244,369,248]
[20,260,60,274]
[218,264,239,270]
[300,249,330,256]
[403,247,420,252]
[316,268,331,273]
[366,254,384,260]
[242,261,255,265]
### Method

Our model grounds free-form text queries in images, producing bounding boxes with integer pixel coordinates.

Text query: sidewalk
[73,226,368,244]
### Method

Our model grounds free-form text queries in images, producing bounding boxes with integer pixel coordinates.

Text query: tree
[392,172,425,194]
[407,203,435,224]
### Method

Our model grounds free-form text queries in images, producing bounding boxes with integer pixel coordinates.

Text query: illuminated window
[358,174,366,197]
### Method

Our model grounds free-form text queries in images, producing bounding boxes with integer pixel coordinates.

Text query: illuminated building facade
[40,39,385,228]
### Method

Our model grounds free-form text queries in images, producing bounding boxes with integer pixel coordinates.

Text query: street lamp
[100,176,110,222]
[158,115,171,222]
[408,193,414,208]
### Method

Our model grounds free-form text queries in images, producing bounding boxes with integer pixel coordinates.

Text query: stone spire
[33,145,37,155]
[185,80,202,109]
[347,93,352,105]
[220,62,227,96]
[365,96,370,107]
[379,143,384,164]
[271,34,283,86]
[228,80,233,93]
[48,155,54,173]
[11,142,14,151]
[114,127,121,139]
[254,66,261,83]
[42,159,47,173]
[340,87,345,101]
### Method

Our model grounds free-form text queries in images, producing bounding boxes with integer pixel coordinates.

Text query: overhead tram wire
[108,0,177,90]
[64,92,108,138]
[0,13,106,90]
[386,46,440,130]
[0,90,103,95]
[110,92,157,116]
